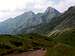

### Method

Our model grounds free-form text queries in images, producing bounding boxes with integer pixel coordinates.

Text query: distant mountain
[0,7,60,34]
[1,6,75,35]
[13,7,60,34]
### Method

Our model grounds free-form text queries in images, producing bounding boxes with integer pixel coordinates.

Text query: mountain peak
[19,11,35,17]
[26,11,34,14]
[47,7,55,11]
[68,6,75,11]
[45,7,59,14]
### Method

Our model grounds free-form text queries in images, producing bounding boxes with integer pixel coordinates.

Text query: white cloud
[0,0,54,22]
[0,0,75,22]
[0,0,53,12]
[24,0,54,12]
[54,0,75,12]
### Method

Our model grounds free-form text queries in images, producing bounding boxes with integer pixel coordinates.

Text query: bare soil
[5,49,47,56]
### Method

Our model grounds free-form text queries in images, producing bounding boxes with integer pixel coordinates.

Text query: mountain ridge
[0,7,60,34]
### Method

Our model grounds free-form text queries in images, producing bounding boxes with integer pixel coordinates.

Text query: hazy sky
[0,0,74,22]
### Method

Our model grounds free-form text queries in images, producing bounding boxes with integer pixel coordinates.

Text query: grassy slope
[46,28,75,56]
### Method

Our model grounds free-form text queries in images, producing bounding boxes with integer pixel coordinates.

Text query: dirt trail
[5,49,47,56]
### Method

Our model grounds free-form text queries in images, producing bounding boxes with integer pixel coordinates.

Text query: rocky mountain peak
[45,7,60,14]
[22,11,35,16]
[68,6,75,10]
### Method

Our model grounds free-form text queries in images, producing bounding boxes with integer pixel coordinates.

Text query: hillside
[46,28,75,56]
[55,6,75,30]
[0,28,75,56]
